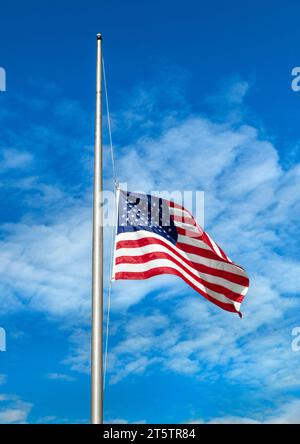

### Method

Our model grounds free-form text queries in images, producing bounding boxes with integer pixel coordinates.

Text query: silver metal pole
[91,33,103,425]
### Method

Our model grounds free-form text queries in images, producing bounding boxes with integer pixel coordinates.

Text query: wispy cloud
[46,373,75,382]
[1,74,300,422]
[187,399,300,424]
[0,148,33,171]
[0,393,32,424]
[100,79,300,400]
[0,375,6,385]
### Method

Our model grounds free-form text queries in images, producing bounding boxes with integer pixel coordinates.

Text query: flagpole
[91,33,103,425]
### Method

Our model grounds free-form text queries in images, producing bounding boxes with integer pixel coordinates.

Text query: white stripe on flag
[114,259,241,311]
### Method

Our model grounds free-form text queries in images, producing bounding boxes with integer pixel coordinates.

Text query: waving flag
[112,190,249,316]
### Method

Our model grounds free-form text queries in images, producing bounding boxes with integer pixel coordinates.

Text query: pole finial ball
[97,33,102,40]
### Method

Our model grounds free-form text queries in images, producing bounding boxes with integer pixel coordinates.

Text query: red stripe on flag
[176,226,203,240]
[115,268,242,316]
[116,252,245,303]
[172,215,196,225]
[116,238,248,286]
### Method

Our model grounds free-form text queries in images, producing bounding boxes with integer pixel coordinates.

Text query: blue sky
[1,0,300,424]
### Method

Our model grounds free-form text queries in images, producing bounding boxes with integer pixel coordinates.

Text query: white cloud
[188,399,300,424]
[206,78,250,107]
[0,394,32,424]
[105,418,146,424]
[0,375,6,385]
[0,376,33,424]
[106,399,300,424]
[1,77,300,423]
[101,84,300,391]
[0,148,33,171]
[109,356,159,385]
[62,327,91,374]
[0,203,93,316]
[46,373,75,382]
[96,77,300,396]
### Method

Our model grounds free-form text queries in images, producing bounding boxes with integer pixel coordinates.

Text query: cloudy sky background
[1,0,300,423]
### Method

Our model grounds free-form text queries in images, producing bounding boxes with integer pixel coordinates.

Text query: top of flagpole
[97,33,102,40]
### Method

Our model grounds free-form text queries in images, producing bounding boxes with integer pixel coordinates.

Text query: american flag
[112,190,249,316]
